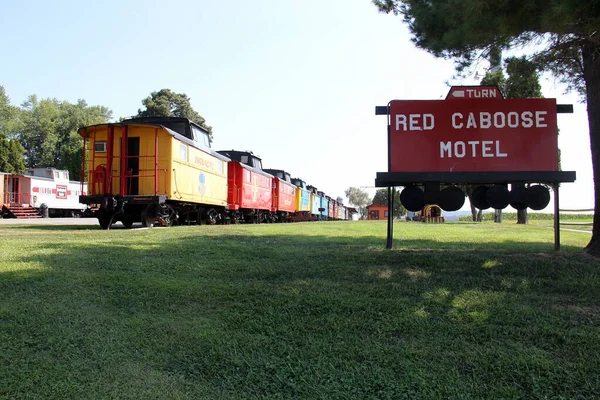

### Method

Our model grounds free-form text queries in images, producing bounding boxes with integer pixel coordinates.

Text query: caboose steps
[2,205,43,219]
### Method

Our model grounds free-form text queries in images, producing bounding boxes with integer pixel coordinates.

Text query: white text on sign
[395,114,434,131]
[395,111,548,131]
[451,111,547,129]
[440,141,507,158]
[451,88,499,98]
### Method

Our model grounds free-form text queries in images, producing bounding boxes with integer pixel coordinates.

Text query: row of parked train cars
[76,116,356,229]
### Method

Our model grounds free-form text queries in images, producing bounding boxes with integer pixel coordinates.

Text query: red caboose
[327,196,335,220]
[217,150,273,223]
[332,199,339,221]
[264,168,296,222]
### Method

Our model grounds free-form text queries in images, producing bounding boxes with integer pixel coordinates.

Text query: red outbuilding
[367,203,388,220]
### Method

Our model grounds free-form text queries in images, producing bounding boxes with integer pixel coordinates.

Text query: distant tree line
[0,85,113,180]
[344,187,407,219]
[0,87,209,181]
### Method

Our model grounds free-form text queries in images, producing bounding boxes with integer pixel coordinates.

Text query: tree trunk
[517,209,528,224]
[494,209,502,223]
[582,42,600,256]
[468,194,477,221]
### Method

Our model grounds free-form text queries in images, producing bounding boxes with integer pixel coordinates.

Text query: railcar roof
[217,150,264,167]
[263,168,286,174]
[306,185,318,193]
[78,121,229,163]
[217,150,263,161]
[263,168,293,183]
[121,116,209,135]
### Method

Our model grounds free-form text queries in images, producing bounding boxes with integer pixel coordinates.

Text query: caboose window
[180,143,188,161]
[192,126,211,148]
[94,141,107,152]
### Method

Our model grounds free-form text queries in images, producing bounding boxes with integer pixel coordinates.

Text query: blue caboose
[307,185,322,220]
[317,190,329,221]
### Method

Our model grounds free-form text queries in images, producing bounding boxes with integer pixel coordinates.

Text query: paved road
[0,217,99,226]
[558,227,592,234]
[0,217,156,229]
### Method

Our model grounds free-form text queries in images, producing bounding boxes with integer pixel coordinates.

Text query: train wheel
[98,211,115,230]
[157,204,176,227]
[258,212,268,224]
[121,217,135,229]
[205,208,217,225]
[141,205,156,228]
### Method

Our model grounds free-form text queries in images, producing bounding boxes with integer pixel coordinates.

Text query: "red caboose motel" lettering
[388,97,558,172]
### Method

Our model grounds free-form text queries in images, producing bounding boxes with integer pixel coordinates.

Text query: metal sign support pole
[554,183,560,251]
[386,120,393,250]
[386,186,394,249]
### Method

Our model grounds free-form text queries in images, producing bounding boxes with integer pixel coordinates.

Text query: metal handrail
[2,192,32,206]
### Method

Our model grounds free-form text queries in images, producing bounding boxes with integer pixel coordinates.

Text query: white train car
[1,168,88,217]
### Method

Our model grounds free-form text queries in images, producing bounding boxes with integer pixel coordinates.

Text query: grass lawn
[1,221,599,399]
[533,219,594,232]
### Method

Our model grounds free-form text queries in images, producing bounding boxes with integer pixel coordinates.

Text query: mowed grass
[534,219,594,232]
[1,221,599,399]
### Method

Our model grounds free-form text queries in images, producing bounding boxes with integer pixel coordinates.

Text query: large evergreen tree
[504,57,544,225]
[373,0,600,255]
[475,56,543,224]
[479,59,506,224]
[136,89,213,141]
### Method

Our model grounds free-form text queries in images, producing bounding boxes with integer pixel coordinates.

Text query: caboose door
[127,137,139,195]
[1,174,8,206]
[9,176,21,205]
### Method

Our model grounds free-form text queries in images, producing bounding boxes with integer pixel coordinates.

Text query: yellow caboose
[79,117,229,229]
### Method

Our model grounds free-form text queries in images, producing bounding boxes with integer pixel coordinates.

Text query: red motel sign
[389,90,558,173]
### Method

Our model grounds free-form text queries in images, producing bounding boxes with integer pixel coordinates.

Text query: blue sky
[0,0,593,210]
